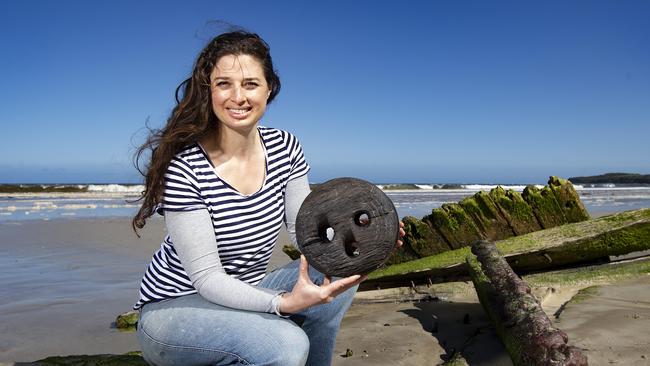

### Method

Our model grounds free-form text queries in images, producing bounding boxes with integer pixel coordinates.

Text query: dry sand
[1,218,649,365]
[332,276,650,366]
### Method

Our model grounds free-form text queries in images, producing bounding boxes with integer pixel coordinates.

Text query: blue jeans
[137,259,357,366]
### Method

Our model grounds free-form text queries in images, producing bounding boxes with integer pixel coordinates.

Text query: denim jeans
[137,259,357,366]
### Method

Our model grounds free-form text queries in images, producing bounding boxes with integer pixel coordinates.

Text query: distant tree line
[569,173,650,184]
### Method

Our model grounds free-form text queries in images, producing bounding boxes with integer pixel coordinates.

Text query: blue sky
[1,0,648,184]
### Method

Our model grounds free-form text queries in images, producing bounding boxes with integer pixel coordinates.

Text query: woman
[132,30,403,366]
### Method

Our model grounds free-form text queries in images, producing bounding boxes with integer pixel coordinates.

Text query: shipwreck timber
[467,240,588,365]
[361,208,650,290]
[389,176,590,265]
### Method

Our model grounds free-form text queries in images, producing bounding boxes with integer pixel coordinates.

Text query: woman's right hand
[278,255,365,314]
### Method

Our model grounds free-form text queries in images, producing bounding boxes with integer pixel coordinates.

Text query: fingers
[324,274,361,295]
[323,275,332,286]
[299,255,311,282]
[396,220,405,248]
[329,274,365,297]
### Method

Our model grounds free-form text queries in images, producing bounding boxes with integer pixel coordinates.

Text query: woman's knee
[266,320,310,365]
[138,320,309,366]
[138,302,310,366]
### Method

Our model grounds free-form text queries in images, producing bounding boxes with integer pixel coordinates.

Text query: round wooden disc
[296,177,399,277]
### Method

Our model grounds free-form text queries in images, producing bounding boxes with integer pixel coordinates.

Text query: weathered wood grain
[296,177,399,277]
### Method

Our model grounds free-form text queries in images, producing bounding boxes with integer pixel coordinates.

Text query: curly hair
[132,30,281,233]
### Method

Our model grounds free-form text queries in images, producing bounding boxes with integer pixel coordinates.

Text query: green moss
[604,223,650,255]
[548,175,567,187]
[489,186,508,208]
[489,186,542,235]
[474,191,500,220]
[602,208,650,223]
[461,195,505,239]
[522,185,567,229]
[369,246,472,279]
[507,190,536,221]
[428,207,459,232]
[31,353,147,365]
[282,245,301,260]
[556,223,582,238]
[423,204,482,249]
[459,196,483,224]
[548,176,590,223]
[466,254,487,282]
[115,311,138,329]
[540,222,650,264]
[402,216,448,257]
[493,231,537,254]
[471,191,516,241]
[524,257,650,287]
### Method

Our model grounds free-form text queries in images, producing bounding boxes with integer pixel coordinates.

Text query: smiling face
[209,54,271,132]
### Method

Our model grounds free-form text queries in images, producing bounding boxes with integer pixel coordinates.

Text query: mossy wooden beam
[361,208,650,290]
[523,255,650,287]
[522,185,567,229]
[467,241,587,365]
[424,203,483,249]
[401,215,449,257]
[460,192,514,241]
[548,176,590,223]
[490,186,542,235]
[24,352,147,365]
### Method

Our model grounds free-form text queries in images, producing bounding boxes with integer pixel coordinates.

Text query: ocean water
[1,183,649,221]
[387,185,650,219]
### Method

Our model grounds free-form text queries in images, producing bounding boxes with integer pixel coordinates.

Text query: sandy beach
[1,218,649,365]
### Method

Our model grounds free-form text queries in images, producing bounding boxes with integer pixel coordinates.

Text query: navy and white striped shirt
[134,127,310,310]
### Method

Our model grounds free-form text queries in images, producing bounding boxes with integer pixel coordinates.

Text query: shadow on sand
[400,300,513,365]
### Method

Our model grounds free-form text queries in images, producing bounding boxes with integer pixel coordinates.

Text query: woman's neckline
[197,126,269,197]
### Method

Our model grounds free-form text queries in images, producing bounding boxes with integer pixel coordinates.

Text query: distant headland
[569,173,650,184]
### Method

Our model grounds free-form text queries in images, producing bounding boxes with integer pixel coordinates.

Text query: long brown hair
[132,30,281,233]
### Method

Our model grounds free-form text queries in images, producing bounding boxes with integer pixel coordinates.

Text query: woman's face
[209,54,270,132]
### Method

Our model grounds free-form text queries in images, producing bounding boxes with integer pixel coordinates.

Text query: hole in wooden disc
[345,240,361,258]
[326,227,335,241]
[317,219,335,242]
[355,211,370,227]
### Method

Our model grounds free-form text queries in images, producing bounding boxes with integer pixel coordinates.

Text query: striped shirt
[134,127,310,309]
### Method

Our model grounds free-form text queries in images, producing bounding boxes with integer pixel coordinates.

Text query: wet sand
[1,218,649,365]
[0,217,297,363]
